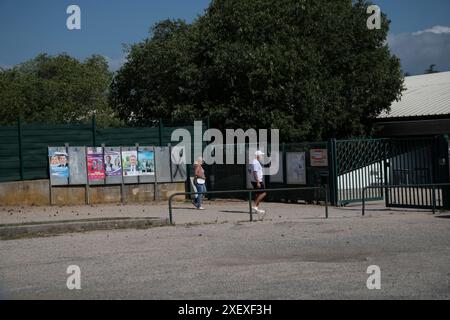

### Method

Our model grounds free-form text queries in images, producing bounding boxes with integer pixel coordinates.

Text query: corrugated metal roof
[378,71,450,119]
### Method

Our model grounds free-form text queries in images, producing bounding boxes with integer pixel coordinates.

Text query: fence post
[92,114,97,147]
[432,185,436,214]
[362,187,366,216]
[17,117,24,180]
[248,191,253,222]
[158,118,163,146]
[328,139,338,206]
[282,143,287,202]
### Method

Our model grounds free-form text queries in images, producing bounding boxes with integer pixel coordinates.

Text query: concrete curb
[0,217,169,240]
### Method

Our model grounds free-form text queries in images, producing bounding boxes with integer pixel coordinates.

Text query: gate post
[91,114,97,147]
[17,117,24,181]
[437,134,450,209]
[328,139,338,206]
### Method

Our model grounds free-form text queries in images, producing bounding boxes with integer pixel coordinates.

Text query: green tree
[111,0,404,141]
[0,53,122,126]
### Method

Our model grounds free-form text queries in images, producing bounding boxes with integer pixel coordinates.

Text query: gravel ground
[0,201,449,299]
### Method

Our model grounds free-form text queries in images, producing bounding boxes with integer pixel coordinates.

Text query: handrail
[168,185,329,224]
[361,183,450,216]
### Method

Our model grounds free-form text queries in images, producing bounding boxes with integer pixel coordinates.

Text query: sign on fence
[48,147,69,185]
[48,145,187,186]
[310,149,328,167]
[87,147,105,182]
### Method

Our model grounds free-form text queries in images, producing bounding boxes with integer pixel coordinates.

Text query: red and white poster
[310,149,328,167]
[87,147,105,181]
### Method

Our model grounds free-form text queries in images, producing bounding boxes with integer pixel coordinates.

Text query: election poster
[122,150,139,176]
[104,150,122,176]
[286,152,306,184]
[138,149,155,176]
[87,147,105,181]
[49,150,69,178]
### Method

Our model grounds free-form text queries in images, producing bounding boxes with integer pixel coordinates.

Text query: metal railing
[362,183,450,216]
[168,186,329,224]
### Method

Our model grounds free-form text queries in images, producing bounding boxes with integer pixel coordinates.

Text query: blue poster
[49,151,69,178]
[138,150,155,176]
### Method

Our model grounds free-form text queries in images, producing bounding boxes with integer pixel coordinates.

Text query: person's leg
[251,182,259,209]
[197,184,206,209]
[193,182,200,208]
[255,192,267,207]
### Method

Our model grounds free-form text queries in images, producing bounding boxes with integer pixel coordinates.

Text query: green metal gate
[330,138,388,206]
[330,136,450,209]
[385,136,450,209]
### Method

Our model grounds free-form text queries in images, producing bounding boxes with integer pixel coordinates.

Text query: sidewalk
[0,199,440,239]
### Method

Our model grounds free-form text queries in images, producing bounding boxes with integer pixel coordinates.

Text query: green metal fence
[202,142,331,204]
[332,138,388,206]
[329,136,450,209]
[0,116,202,183]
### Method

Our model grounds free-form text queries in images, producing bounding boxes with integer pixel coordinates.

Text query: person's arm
[252,162,261,186]
[253,170,261,187]
[194,164,205,179]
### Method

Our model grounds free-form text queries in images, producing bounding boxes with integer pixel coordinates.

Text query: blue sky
[0,0,449,75]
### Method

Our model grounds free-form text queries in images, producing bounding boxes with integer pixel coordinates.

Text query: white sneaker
[257,209,266,214]
[252,207,259,214]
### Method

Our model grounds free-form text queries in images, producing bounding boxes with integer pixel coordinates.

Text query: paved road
[0,206,449,299]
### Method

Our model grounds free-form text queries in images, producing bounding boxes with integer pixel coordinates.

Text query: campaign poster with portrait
[138,149,155,176]
[87,147,105,181]
[286,152,306,185]
[49,150,69,178]
[104,150,122,176]
[122,150,139,176]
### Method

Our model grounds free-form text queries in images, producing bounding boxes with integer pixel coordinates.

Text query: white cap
[255,150,265,156]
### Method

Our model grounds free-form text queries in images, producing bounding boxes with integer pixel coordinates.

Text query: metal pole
[48,147,53,206]
[120,146,124,204]
[17,117,24,181]
[324,185,329,219]
[154,146,159,202]
[248,191,253,222]
[92,115,97,147]
[169,194,174,225]
[168,187,332,224]
[432,185,436,215]
[85,146,90,205]
[158,118,163,147]
[362,187,366,216]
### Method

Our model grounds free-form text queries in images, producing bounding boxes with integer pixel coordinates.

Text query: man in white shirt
[251,150,267,214]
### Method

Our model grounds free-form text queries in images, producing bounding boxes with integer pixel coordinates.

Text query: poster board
[87,147,105,185]
[48,147,69,186]
[171,145,187,182]
[310,149,328,167]
[245,148,254,189]
[104,147,122,184]
[155,147,172,183]
[122,147,138,184]
[68,147,87,185]
[138,146,155,183]
[269,152,284,183]
[286,152,306,184]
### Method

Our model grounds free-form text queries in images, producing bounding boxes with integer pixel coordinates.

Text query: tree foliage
[0,53,122,126]
[111,0,404,141]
